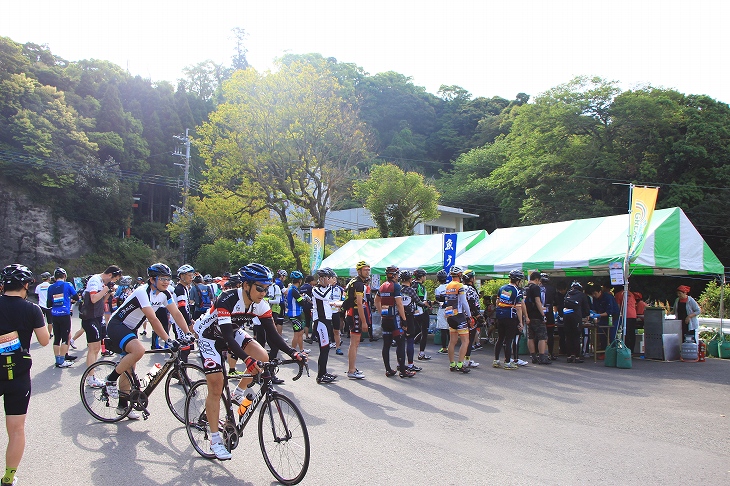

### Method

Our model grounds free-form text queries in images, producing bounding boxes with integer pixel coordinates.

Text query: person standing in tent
[563,281,591,363]
[434,270,450,354]
[493,270,524,369]
[674,285,701,343]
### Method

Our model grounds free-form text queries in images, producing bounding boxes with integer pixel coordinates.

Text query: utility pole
[173,129,191,262]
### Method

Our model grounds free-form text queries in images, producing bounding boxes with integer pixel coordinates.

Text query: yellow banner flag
[309,228,325,272]
[627,186,659,262]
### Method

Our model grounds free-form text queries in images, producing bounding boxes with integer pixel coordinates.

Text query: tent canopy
[458,207,724,277]
[321,230,486,277]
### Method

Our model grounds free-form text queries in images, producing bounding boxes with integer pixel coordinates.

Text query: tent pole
[720,274,725,337]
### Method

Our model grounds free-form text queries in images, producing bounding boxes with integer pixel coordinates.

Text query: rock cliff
[0,178,91,270]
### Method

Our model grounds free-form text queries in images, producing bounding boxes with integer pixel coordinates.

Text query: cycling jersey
[496,283,522,319]
[412,281,427,316]
[312,285,334,322]
[110,284,173,330]
[174,283,192,325]
[286,285,305,317]
[444,281,471,317]
[47,280,77,316]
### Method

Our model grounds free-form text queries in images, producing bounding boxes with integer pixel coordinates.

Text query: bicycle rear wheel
[80,361,133,423]
[165,362,206,423]
[258,393,310,485]
[184,380,227,459]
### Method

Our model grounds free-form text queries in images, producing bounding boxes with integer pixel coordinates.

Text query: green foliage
[697,281,730,319]
[194,239,236,276]
[479,279,508,300]
[354,163,440,237]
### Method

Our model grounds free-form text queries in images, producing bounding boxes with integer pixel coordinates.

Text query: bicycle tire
[79,361,134,423]
[165,362,206,423]
[184,380,227,459]
[258,393,310,485]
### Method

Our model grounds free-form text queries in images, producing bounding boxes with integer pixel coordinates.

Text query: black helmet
[147,263,172,278]
[540,272,550,282]
[317,267,336,278]
[436,270,448,283]
[413,268,427,279]
[399,270,412,281]
[39,272,51,280]
[462,269,475,282]
[571,281,583,290]
[238,263,274,285]
[1,264,35,286]
[385,265,399,275]
[509,269,525,281]
[54,267,67,279]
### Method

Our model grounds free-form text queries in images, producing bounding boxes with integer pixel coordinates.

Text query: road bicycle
[185,358,310,485]
[80,345,205,423]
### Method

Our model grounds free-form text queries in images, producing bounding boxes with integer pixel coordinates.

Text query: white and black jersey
[110,284,173,330]
[198,288,273,341]
[312,285,334,322]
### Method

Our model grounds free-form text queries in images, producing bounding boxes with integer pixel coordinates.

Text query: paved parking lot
[6,331,730,485]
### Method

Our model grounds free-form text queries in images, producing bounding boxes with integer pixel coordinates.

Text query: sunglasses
[254,284,270,293]
[157,277,172,282]
[111,270,122,277]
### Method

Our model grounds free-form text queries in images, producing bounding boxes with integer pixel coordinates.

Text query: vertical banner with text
[627,186,659,263]
[309,228,325,273]
[443,233,457,278]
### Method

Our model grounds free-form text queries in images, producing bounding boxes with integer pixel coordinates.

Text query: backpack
[563,292,581,312]
[198,284,212,309]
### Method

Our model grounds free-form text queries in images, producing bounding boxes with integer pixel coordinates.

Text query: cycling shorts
[106,319,138,354]
[290,315,304,332]
[0,373,32,415]
[82,317,103,343]
[315,320,331,348]
[197,329,254,374]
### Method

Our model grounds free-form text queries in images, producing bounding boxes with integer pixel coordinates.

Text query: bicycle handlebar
[264,358,309,381]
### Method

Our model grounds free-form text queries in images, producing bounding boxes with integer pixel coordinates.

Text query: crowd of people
[0,258,701,475]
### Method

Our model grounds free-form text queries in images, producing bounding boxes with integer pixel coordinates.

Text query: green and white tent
[321,230,487,277]
[458,207,724,277]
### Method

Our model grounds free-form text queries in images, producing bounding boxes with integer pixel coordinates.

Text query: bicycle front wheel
[79,361,133,423]
[184,380,227,459]
[258,393,310,485]
[165,362,206,423]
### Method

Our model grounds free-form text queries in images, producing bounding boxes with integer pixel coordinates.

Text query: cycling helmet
[277,269,288,278]
[436,270,448,283]
[385,265,399,275]
[147,263,172,278]
[39,272,51,280]
[462,269,475,282]
[119,275,133,286]
[203,274,212,283]
[540,272,550,282]
[509,269,525,281]
[54,267,67,279]
[317,267,336,278]
[290,270,304,280]
[413,268,427,279]
[227,274,241,286]
[1,264,35,286]
[571,281,583,290]
[450,265,463,276]
[356,261,369,270]
[238,263,274,285]
[177,264,195,276]
[399,270,412,281]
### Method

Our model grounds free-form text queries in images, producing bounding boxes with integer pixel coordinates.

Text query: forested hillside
[1,35,729,275]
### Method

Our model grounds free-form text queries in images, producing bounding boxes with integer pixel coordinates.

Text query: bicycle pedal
[142,410,150,420]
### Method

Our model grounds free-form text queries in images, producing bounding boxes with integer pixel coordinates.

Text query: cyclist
[103,263,192,420]
[343,261,373,380]
[286,271,310,355]
[412,268,432,361]
[0,264,50,486]
[173,264,196,364]
[46,267,79,368]
[493,270,525,369]
[311,267,338,384]
[444,266,472,373]
[193,263,307,461]
[461,269,482,368]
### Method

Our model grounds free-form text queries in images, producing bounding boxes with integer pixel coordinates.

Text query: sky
[2,0,728,103]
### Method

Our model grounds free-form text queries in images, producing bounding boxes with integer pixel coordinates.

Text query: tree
[354,163,440,237]
[231,27,249,71]
[197,61,370,269]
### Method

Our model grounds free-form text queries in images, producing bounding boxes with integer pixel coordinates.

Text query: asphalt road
[5,329,730,485]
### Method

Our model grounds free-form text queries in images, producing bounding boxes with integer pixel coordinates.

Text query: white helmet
[177,264,195,276]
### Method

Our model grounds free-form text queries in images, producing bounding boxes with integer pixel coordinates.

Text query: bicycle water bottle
[237,393,254,416]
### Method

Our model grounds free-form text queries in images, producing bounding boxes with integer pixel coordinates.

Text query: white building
[322,205,478,239]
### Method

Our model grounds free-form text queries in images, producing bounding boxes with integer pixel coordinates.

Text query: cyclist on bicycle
[193,263,307,460]
[103,263,193,419]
